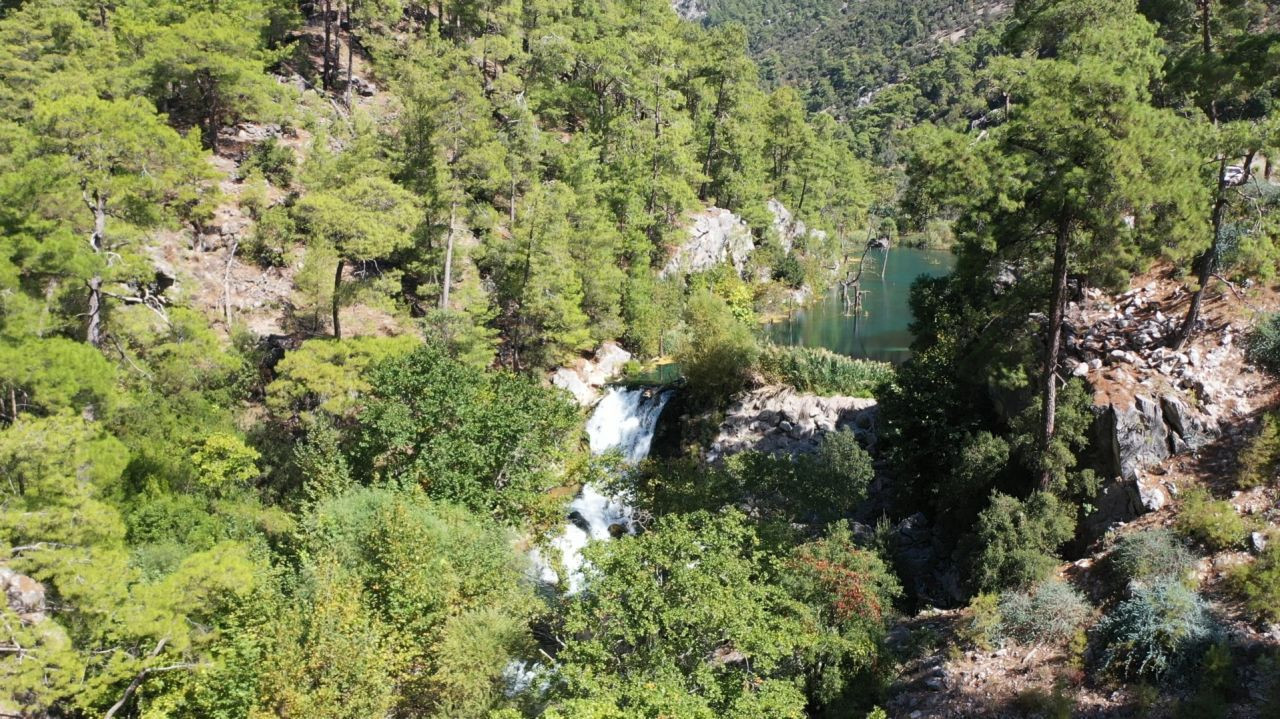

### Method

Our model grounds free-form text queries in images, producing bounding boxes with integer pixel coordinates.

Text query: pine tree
[910,0,1204,489]
[30,94,213,347]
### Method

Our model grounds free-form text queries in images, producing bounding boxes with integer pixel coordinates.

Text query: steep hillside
[689,0,1009,118]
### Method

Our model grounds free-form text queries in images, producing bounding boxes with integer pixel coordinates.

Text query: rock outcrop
[1083,390,1218,535]
[1064,282,1257,422]
[551,342,633,407]
[661,207,755,279]
[1,567,46,624]
[671,0,706,21]
[767,198,826,254]
[708,386,878,461]
[1056,278,1260,535]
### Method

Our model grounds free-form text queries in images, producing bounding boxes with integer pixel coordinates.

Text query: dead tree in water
[838,225,881,315]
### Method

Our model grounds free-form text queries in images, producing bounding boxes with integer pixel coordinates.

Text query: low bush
[243,137,296,186]
[1096,580,1216,681]
[998,579,1093,646]
[1175,488,1248,551]
[957,592,1001,650]
[1238,411,1280,488]
[758,345,894,397]
[245,204,295,267]
[1246,312,1280,375]
[1230,538,1280,623]
[1110,528,1197,586]
[970,491,1077,593]
[1011,681,1074,719]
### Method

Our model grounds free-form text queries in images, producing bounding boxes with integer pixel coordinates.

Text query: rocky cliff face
[661,207,755,279]
[767,198,826,254]
[1085,391,1218,536]
[708,385,878,462]
[671,0,707,21]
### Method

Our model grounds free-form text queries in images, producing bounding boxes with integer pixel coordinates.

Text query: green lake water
[766,248,955,364]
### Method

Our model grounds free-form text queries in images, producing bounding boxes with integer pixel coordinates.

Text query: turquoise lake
[766,248,955,364]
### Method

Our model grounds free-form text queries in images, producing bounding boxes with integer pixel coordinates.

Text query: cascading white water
[530,386,672,594]
[586,386,675,462]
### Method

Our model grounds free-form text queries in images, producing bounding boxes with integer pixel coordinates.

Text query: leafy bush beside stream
[759,345,895,397]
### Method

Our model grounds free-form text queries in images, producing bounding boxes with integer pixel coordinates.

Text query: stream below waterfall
[529,386,673,594]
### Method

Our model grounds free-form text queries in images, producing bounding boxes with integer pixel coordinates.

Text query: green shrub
[1110,528,1197,586]
[246,204,295,267]
[1238,411,1280,488]
[243,137,295,186]
[971,491,1077,593]
[802,429,876,513]
[675,290,760,403]
[958,592,1001,650]
[1247,312,1280,375]
[1230,538,1280,623]
[998,579,1092,645]
[1176,488,1247,551]
[1096,580,1215,681]
[1174,641,1233,719]
[758,345,894,397]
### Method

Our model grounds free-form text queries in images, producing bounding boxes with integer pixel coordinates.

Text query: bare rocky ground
[885,267,1280,718]
[145,20,408,343]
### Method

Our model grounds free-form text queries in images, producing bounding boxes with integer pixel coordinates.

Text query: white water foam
[530,386,672,593]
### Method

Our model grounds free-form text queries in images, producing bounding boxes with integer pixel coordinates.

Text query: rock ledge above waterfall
[709,385,878,461]
[551,342,633,406]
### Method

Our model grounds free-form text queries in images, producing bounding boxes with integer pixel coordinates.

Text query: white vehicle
[1224,165,1245,184]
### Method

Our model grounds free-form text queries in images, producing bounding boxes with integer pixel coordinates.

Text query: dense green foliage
[696,0,1004,121]
[547,513,899,718]
[354,345,581,524]
[1239,410,1280,488]
[969,492,1077,593]
[1,0,1278,714]
[758,345,894,397]
[1231,537,1280,623]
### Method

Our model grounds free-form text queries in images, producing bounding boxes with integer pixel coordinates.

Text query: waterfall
[530,386,672,593]
[586,385,676,462]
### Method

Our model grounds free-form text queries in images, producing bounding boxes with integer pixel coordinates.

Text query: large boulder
[551,342,634,407]
[0,566,46,624]
[1083,389,1217,537]
[660,207,755,279]
[708,386,878,461]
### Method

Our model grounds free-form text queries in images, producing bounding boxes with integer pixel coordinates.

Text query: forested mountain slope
[3,0,1280,717]
[689,0,1009,118]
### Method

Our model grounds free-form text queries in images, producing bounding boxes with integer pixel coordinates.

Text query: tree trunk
[346,1,355,105]
[1038,215,1072,491]
[87,191,107,348]
[332,257,344,338]
[647,97,661,216]
[1198,0,1213,56]
[441,201,457,311]
[323,0,333,91]
[699,78,726,201]
[1174,152,1255,349]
